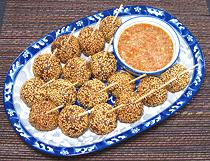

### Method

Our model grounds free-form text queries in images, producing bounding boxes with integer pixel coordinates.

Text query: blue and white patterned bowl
[113,16,180,75]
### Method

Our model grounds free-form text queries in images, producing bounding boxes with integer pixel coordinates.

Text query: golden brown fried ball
[99,16,122,42]
[51,34,80,63]
[115,92,144,123]
[58,105,89,138]
[78,26,105,56]
[20,77,47,107]
[90,51,117,81]
[89,103,117,135]
[47,79,77,106]
[29,100,59,131]
[108,71,135,97]
[32,53,62,82]
[63,57,91,86]
[77,79,108,108]
[160,64,190,93]
[138,76,168,107]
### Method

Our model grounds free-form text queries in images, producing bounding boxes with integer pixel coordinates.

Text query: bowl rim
[113,15,180,75]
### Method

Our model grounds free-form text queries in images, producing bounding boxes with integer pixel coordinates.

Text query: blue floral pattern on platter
[3,5,205,156]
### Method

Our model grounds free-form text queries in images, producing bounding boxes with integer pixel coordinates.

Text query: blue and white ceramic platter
[3,6,205,156]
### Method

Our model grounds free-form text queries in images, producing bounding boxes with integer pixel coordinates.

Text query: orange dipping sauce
[118,24,174,71]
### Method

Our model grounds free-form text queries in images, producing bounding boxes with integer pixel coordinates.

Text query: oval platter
[3,5,205,156]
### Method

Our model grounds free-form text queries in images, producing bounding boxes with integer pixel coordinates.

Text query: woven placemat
[0,0,6,32]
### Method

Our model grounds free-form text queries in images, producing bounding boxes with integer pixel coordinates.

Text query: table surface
[0,0,210,160]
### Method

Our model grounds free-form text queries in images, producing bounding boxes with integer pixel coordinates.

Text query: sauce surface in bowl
[118,24,174,71]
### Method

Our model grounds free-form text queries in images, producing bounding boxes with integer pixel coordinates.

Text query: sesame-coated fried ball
[99,16,122,42]
[160,64,190,93]
[77,79,108,108]
[20,77,47,107]
[32,53,62,82]
[108,71,135,97]
[63,57,91,86]
[138,76,167,107]
[51,34,80,63]
[90,51,117,81]
[89,103,117,135]
[78,26,105,56]
[115,92,143,123]
[47,79,77,106]
[29,100,59,131]
[58,105,88,138]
